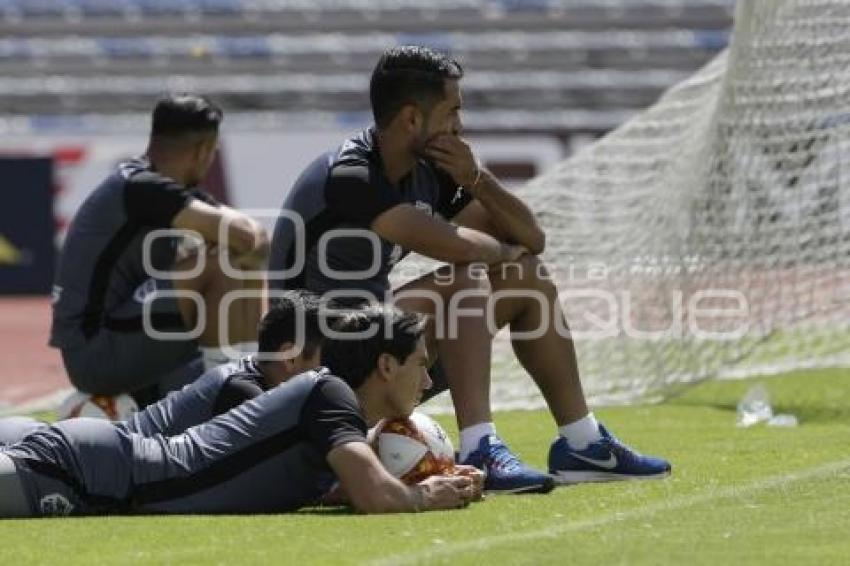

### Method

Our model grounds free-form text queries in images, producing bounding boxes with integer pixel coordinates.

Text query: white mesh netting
[401,0,850,411]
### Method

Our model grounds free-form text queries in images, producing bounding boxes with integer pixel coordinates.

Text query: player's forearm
[470,170,545,254]
[454,226,519,265]
[391,222,514,266]
[330,444,472,514]
[223,212,269,268]
[372,205,516,266]
[230,239,269,270]
[173,201,268,260]
[349,480,423,514]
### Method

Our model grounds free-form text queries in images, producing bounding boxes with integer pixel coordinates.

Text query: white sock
[558,413,602,450]
[235,341,259,355]
[200,347,231,371]
[201,343,257,371]
[459,422,497,462]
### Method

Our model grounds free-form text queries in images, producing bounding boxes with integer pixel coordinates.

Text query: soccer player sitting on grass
[0,305,483,517]
[269,45,671,491]
[49,94,268,409]
[0,291,328,445]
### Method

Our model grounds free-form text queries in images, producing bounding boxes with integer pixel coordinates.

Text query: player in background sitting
[0,305,483,517]
[269,46,670,491]
[49,94,268,409]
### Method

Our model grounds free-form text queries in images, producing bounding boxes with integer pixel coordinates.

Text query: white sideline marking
[372,458,850,566]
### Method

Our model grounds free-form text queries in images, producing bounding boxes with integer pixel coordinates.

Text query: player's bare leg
[171,249,264,361]
[226,269,266,345]
[392,264,493,431]
[487,254,588,426]
[394,263,555,493]
[489,254,671,483]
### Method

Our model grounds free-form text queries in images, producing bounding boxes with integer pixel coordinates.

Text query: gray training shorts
[0,453,83,518]
[61,277,201,396]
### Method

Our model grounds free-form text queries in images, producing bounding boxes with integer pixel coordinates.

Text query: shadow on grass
[296,506,356,516]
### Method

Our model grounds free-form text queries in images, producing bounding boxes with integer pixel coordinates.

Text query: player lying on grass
[269,45,671,491]
[0,305,483,517]
[49,93,268,408]
[0,291,327,446]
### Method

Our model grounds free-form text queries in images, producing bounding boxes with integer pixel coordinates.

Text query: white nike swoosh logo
[571,452,618,470]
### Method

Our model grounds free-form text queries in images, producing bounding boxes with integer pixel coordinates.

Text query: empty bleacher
[0,0,734,132]
[0,0,733,34]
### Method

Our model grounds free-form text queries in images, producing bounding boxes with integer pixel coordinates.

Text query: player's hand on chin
[424,134,478,189]
[417,474,475,510]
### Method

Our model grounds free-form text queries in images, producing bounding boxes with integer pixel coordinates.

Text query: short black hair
[150,93,223,139]
[258,290,335,360]
[321,305,427,390]
[370,45,463,129]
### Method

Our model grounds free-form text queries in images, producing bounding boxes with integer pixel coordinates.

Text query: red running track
[0,296,68,409]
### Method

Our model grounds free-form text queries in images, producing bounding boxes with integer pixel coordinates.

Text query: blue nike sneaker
[548,425,671,484]
[462,435,555,494]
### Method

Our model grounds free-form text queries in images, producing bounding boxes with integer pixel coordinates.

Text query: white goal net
[408,0,850,411]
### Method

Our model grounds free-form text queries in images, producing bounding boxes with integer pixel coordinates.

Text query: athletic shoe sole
[551,469,671,485]
[486,477,557,494]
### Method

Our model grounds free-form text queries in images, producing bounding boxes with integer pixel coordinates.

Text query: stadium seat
[73,0,131,17]
[0,38,32,60]
[195,0,243,15]
[0,0,735,121]
[97,37,155,59]
[692,29,729,50]
[131,0,186,16]
[9,0,69,19]
[216,36,271,58]
[496,0,551,13]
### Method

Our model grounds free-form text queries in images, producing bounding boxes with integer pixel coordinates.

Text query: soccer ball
[58,391,139,421]
[369,411,455,484]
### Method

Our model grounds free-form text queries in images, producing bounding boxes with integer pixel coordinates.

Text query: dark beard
[412,131,442,166]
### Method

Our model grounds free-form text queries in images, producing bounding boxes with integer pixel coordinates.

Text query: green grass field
[2,368,849,565]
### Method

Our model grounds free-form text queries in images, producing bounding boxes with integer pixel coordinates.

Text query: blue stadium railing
[0,0,734,22]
